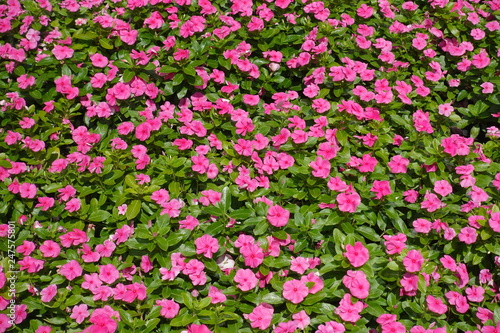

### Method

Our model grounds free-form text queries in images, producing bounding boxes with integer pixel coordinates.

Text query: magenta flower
[370,180,392,199]
[40,284,57,302]
[426,295,448,315]
[19,182,37,198]
[343,242,369,267]
[52,45,74,60]
[387,155,409,173]
[59,260,83,281]
[65,198,81,212]
[267,204,290,227]
[195,234,219,259]
[310,156,331,178]
[336,191,361,213]
[402,250,424,273]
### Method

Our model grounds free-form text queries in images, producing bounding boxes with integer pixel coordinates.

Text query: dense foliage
[1,0,500,332]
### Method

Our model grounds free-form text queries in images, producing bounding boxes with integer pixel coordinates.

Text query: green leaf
[159,65,178,73]
[99,38,113,50]
[0,160,12,168]
[230,208,254,220]
[261,292,284,304]
[88,210,112,222]
[126,200,142,220]
[45,317,67,325]
[122,69,135,83]
[143,318,161,333]
[155,236,169,251]
[302,291,326,305]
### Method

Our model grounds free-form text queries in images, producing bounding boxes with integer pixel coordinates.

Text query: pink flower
[434,180,452,196]
[335,293,365,323]
[343,242,369,267]
[387,155,409,173]
[65,198,81,212]
[400,273,418,296]
[370,180,392,199]
[458,227,477,244]
[310,156,331,178]
[426,295,448,315]
[243,94,260,105]
[35,197,55,211]
[156,299,180,318]
[0,314,12,331]
[241,243,264,268]
[283,279,309,304]
[19,182,37,198]
[59,260,83,281]
[403,250,424,273]
[421,192,445,212]
[179,215,200,230]
[481,82,494,94]
[70,304,89,324]
[173,49,190,61]
[343,270,370,299]
[292,310,310,329]
[52,45,74,60]
[438,103,454,116]
[413,219,432,233]
[90,53,108,68]
[290,256,309,274]
[99,264,120,284]
[208,286,226,304]
[472,49,490,69]
[413,109,433,133]
[267,204,290,227]
[336,191,361,213]
[195,234,219,259]
[357,4,374,18]
[40,240,61,258]
[246,303,274,329]
[187,324,212,333]
[440,255,457,271]
[40,284,57,302]
[489,212,500,232]
[234,269,258,291]
[465,286,484,302]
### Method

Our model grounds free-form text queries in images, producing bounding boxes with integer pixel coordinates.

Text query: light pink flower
[70,304,89,324]
[234,269,258,291]
[156,299,180,318]
[282,279,309,304]
[245,303,274,329]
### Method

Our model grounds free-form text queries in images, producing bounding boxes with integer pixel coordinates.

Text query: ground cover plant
[1,0,500,332]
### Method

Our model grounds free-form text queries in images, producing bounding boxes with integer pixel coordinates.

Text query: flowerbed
[1,0,500,332]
